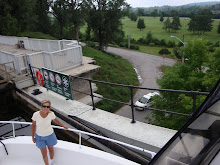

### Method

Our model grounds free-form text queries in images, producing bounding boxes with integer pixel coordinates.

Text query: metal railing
[68,75,209,123]
[0,37,83,74]
[29,64,210,123]
[0,121,157,158]
[0,61,16,83]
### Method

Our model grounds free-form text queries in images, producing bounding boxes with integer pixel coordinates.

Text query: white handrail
[0,121,156,158]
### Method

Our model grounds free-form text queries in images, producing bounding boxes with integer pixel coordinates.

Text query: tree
[218,22,220,34]
[160,13,164,23]
[84,0,127,51]
[130,12,137,22]
[188,9,214,34]
[163,17,172,32]
[202,48,220,90]
[35,0,51,34]
[9,0,38,32]
[67,0,84,43]
[171,16,181,32]
[50,0,68,39]
[0,0,18,35]
[146,31,153,44]
[137,18,146,31]
[150,40,209,130]
[137,8,145,16]
[150,9,157,17]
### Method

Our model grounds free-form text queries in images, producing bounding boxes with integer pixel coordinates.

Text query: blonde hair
[41,100,51,107]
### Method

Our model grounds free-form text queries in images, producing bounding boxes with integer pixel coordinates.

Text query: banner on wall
[42,67,73,100]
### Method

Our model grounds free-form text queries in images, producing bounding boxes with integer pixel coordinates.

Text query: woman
[32,100,68,165]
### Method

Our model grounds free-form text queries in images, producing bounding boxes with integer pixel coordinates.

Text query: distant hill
[184,1,220,6]
[185,1,220,6]
[132,1,220,9]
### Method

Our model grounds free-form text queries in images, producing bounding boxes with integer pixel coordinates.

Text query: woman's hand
[32,137,36,143]
[53,118,68,130]
[63,125,68,129]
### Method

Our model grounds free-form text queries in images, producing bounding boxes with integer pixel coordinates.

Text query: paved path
[106,47,176,123]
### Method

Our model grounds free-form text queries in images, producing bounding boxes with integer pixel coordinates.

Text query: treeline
[0,0,129,51]
[129,3,220,18]
[150,40,220,130]
[129,8,218,35]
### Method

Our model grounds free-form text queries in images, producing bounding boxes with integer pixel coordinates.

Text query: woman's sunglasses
[42,105,50,108]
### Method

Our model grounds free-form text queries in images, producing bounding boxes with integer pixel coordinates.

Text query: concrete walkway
[21,85,177,153]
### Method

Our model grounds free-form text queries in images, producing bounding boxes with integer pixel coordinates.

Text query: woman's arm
[32,120,36,143]
[53,118,68,129]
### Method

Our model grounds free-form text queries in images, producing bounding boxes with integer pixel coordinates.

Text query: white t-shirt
[32,111,56,136]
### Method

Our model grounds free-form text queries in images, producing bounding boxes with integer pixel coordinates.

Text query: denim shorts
[35,132,57,149]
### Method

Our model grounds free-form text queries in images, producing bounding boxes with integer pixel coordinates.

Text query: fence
[27,47,82,71]
[0,36,83,75]
[0,36,27,46]
[29,65,210,123]
[0,121,157,158]
[0,35,80,52]
[0,51,28,74]
[0,61,16,83]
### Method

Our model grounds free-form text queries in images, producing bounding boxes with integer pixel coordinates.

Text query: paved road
[106,47,176,123]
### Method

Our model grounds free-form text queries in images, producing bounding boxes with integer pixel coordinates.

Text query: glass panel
[139,97,148,104]
[154,100,220,165]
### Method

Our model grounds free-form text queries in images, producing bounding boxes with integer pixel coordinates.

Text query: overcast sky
[126,0,220,8]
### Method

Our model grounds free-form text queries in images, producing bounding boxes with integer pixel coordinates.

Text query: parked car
[134,92,159,110]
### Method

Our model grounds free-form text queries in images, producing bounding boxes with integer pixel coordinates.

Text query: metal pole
[29,64,37,85]
[79,132,82,149]
[128,30,130,49]
[192,94,197,114]
[12,123,15,138]
[130,87,136,123]
[89,80,96,110]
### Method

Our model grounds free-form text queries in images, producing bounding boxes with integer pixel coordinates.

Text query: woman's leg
[47,146,54,160]
[40,147,49,165]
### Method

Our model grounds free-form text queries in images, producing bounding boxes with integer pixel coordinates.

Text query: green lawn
[18,32,57,40]
[82,46,139,112]
[122,16,220,44]
[80,16,219,56]
[81,16,220,44]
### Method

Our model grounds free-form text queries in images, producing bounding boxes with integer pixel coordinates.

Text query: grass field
[81,16,220,44]
[122,16,220,44]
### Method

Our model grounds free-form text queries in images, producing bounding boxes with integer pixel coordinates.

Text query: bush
[167,41,176,48]
[86,41,98,49]
[160,39,167,46]
[153,39,160,46]
[130,44,139,50]
[159,48,171,55]
[119,42,125,47]
[214,41,220,47]
[149,42,155,47]
[173,47,181,59]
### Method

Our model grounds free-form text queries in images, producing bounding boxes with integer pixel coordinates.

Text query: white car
[134,92,159,110]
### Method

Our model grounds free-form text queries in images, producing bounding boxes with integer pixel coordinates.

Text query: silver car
[134,92,159,110]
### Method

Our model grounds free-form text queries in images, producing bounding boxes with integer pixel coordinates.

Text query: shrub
[173,47,181,59]
[160,39,167,46]
[153,39,160,46]
[159,48,171,55]
[149,42,155,46]
[119,42,125,47]
[168,41,176,47]
[130,44,139,50]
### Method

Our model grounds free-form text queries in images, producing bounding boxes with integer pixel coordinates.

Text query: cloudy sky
[126,0,220,8]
